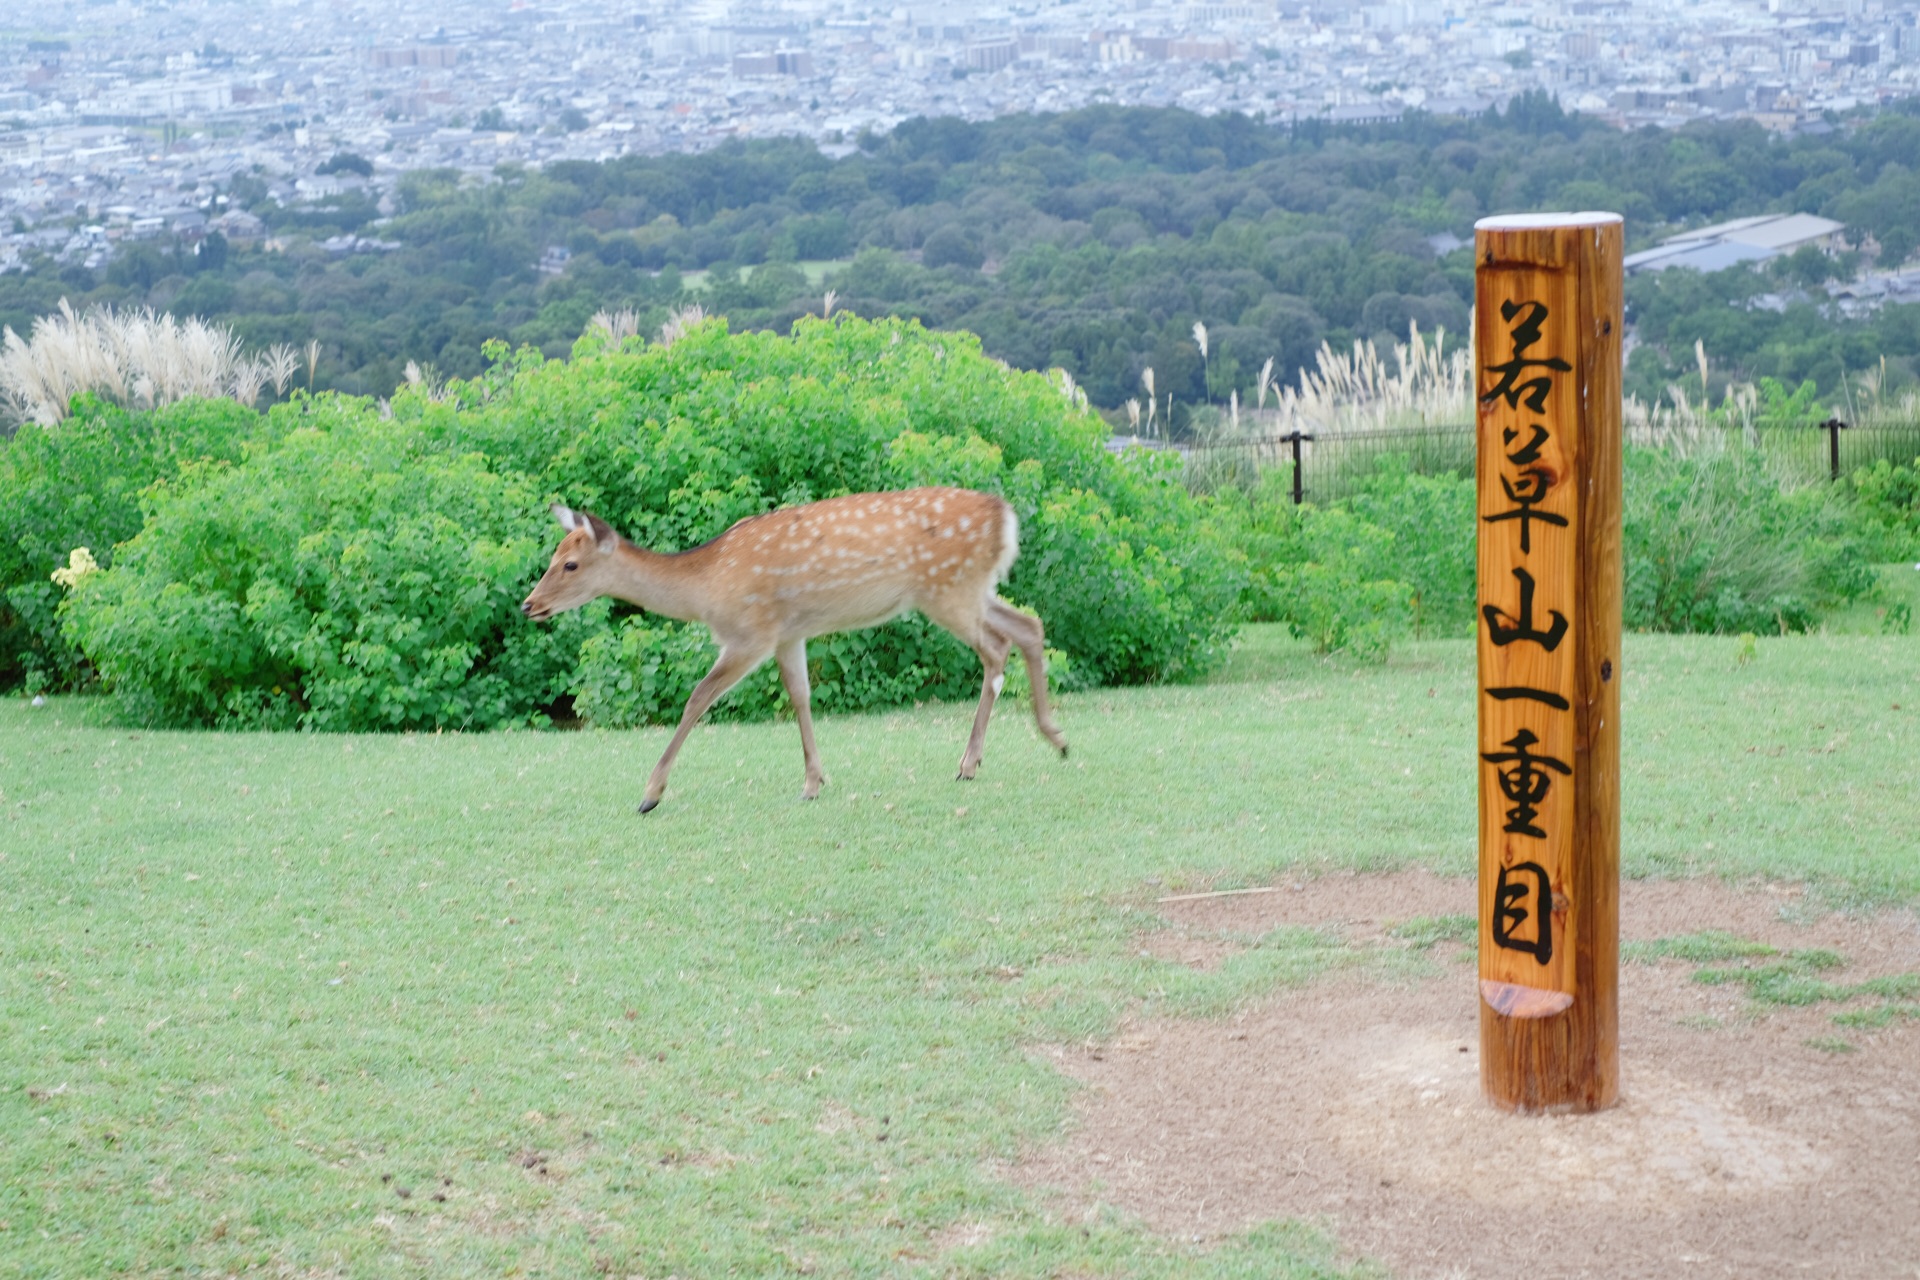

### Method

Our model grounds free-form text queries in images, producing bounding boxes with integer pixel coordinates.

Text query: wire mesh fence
[1185,417,1920,504]
[1187,422,1475,504]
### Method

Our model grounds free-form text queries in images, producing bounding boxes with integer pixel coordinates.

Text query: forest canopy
[7,94,1920,420]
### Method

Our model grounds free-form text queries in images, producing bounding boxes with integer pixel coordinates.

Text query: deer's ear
[582,512,619,553]
[551,503,580,532]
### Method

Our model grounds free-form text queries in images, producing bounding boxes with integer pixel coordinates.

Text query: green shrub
[62,401,589,730]
[0,395,274,693]
[1264,507,1409,659]
[1201,469,1309,625]
[448,314,1242,689]
[1849,455,1920,560]
[59,315,1240,728]
[1340,457,1477,637]
[1208,470,1411,659]
[1622,446,1877,634]
[1208,442,1884,652]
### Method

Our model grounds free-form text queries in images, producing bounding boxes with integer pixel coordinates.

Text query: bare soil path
[1017,872,1920,1279]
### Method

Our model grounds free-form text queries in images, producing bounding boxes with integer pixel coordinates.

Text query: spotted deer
[521,486,1068,813]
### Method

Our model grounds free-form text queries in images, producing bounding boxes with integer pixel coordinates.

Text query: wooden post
[1474,213,1622,1114]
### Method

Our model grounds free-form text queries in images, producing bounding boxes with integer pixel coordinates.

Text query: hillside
[6,96,1920,419]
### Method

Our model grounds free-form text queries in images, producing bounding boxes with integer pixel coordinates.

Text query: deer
[521,486,1069,813]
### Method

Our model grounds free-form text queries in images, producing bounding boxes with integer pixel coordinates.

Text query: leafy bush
[0,395,273,693]
[1207,443,1881,654]
[58,314,1240,728]
[1849,455,1920,560]
[61,401,589,730]
[449,314,1241,690]
[1208,470,1410,659]
[1622,446,1877,634]
[1264,507,1409,659]
[1340,458,1476,637]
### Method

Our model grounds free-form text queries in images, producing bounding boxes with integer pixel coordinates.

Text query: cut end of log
[1480,978,1575,1020]
[1474,211,1623,231]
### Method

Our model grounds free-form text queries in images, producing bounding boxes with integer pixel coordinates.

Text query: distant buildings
[964,41,1020,74]
[3,0,1919,281]
[1624,214,1849,274]
[361,47,464,70]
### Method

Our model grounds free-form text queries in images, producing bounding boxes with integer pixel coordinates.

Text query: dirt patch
[1022,873,1920,1279]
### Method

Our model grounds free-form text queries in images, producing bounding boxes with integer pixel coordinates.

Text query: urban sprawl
[3,0,1919,275]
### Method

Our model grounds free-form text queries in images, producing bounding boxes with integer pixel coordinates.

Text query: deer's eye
[563,561,579,572]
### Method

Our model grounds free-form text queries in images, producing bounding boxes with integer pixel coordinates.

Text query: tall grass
[0,300,300,429]
[1625,360,1920,482]
[1190,328,1920,500]
[1188,324,1474,499]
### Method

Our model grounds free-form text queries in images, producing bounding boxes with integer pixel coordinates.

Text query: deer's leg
[987,598,1068,757]
[640,644,768,814]
[923,596,1007,781]
[956,619,1014,781]
[775,637,826,801]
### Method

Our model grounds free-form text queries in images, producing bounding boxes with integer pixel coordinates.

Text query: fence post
[1284,429,1314,504]
[1819,416,1848,482]
[1474,213,1623,1114]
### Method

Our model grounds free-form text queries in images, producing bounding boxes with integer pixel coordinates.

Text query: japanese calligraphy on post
[1477,275,1580,1010]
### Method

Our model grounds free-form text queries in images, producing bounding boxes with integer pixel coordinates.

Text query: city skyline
[4,0,1919,273]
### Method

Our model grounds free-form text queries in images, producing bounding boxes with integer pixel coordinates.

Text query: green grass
[1385,915,1476,950]
[1820,562,1920,635]
[3,627,1917,1276]
[1803,1035,1859,1055]
[680,259,852,293]
[1622,931,1781,964]
[1626,934,1920,1028]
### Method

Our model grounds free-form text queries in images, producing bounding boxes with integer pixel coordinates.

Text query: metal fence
[1186,417,1920,504]
[1186,422,1472,504]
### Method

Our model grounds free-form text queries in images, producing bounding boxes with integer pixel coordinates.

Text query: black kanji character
[1483,567,1569,651]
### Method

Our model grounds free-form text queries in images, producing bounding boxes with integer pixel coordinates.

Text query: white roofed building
[1624,213,1847,274]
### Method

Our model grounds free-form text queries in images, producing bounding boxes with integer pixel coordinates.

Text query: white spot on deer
[991,674,1004,697]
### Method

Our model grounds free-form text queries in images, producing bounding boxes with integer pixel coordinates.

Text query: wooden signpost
[1473,213,1623,1114]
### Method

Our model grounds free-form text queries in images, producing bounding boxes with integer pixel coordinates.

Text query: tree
[1878,227,1916,269]
[194,231,228,273]
[316,151,373,178]
[921,225,983,270]
[1772,244,1843,288]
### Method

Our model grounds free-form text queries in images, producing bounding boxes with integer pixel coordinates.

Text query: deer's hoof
[1058,743,1069,759]
[638,798,661,815]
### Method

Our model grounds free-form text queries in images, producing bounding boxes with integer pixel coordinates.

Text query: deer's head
[522,504,621,621]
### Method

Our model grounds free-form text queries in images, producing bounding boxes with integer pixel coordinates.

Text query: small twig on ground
[1156,886,1281,904]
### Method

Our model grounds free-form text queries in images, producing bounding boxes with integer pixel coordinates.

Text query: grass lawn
[679,259,851,294]
[1823,561,1920,635]
[3,627,1916,1277]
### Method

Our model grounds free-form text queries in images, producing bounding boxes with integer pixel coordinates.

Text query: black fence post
[1284,429,1315,504]
[1818,417,1848,482]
